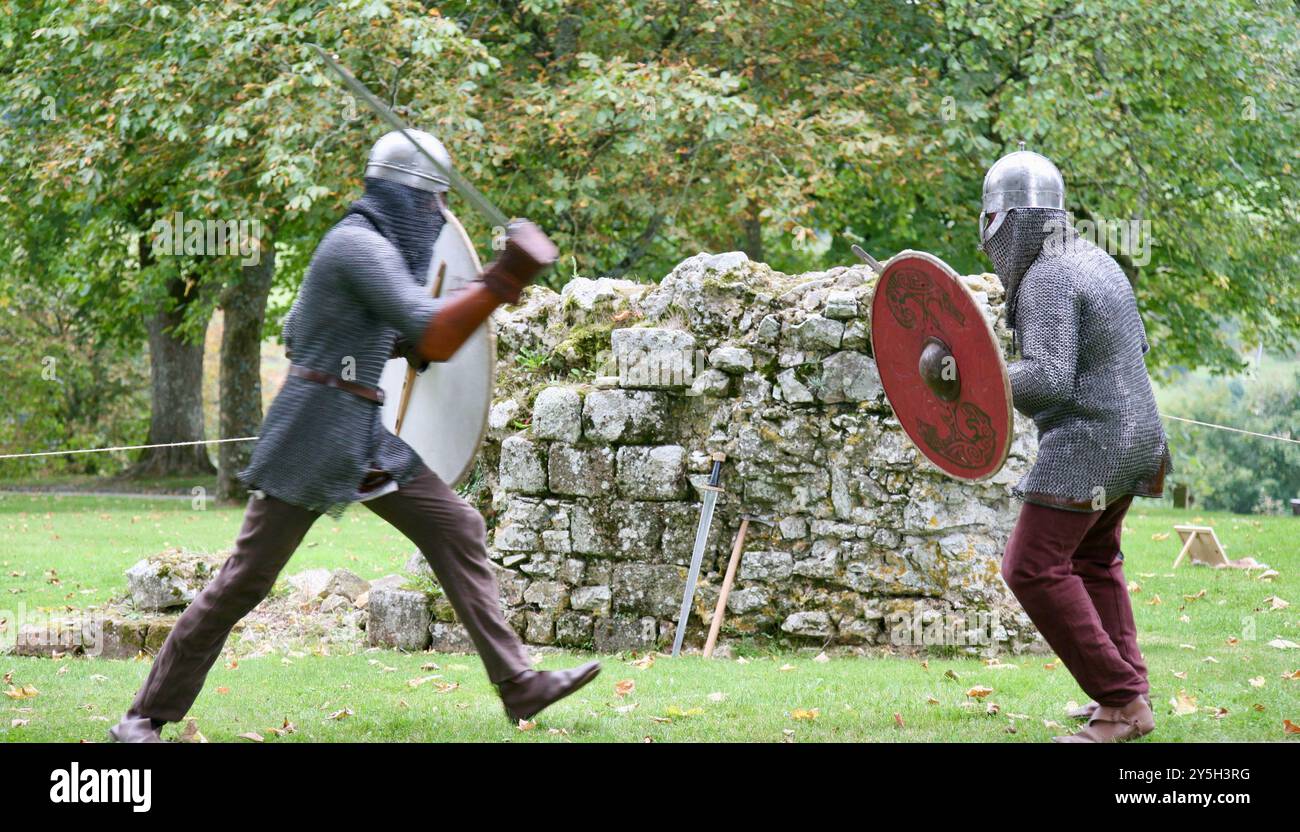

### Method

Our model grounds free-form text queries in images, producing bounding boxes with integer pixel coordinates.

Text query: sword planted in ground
[671,452,725,657]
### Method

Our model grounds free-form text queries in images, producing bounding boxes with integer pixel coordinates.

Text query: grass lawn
[1,493,1297,743]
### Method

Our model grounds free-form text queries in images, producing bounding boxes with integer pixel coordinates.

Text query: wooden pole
[394,262,447,436]
[703,516,750,658]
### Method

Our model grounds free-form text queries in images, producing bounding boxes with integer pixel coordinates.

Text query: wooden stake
[703,516,750,658]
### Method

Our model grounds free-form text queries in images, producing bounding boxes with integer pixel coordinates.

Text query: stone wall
[464,251,1041,655]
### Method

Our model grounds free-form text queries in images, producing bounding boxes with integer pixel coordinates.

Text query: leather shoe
[108,712,164,743]
[1053,695,1154,743]
[497,661,601,722]
[1067,693,1150,721]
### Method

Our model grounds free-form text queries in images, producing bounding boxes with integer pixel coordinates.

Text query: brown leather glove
[478,220,559,304]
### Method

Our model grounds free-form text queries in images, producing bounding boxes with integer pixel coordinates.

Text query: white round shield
[378,208,495,487]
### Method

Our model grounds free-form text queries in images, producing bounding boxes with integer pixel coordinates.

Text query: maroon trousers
[1001,495,1149,707]
[129,465,532,723]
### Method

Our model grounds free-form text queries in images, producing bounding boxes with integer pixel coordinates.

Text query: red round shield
[869,250,1012,482]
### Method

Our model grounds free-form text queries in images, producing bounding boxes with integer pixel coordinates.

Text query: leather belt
[289,364,385,404]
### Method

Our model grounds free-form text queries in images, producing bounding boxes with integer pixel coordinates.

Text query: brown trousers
[129,465,531,723]
[1001,495,1149,707]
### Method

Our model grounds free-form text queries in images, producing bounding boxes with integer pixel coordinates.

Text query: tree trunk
[131,274,214,478]
[217,242,276,502]
[742,204,764,264]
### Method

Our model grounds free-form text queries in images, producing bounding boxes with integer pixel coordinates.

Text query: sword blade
[671,489,718,657]
[309,44,510,229]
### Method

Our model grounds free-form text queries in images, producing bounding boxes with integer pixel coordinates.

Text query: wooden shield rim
[868,249,1013,483]
[438,207,495,488]
[392,207,495,489]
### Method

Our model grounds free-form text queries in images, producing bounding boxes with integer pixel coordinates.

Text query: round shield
[378,208,495,487]
[869,250,1012,481]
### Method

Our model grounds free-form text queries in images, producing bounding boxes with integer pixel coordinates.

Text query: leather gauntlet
[478,220,559,304]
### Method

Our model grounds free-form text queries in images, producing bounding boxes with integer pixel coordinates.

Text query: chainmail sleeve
[1008,265,1080,414]
[325,223,441,345]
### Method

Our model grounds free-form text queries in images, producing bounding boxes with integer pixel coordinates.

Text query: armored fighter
[108,130,600,742]
[979,146,1171,743]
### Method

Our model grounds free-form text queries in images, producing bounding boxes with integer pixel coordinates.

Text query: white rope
[1162,414,1300,446]
[0,414,1294,462]
[0,436,259,461]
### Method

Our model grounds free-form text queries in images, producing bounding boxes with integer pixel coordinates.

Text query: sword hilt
[707,452,725,488]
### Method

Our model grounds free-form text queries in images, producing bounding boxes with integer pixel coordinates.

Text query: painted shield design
[868,250,1012,482]
[378,208,495,487]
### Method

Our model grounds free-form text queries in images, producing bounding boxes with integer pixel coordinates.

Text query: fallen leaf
[893,712,905,728]
[1258,569,1279,582]
[707,691,726,703]
[790,708,819,721]
[178,719,207,743]
[612,703,638,715]
[1173,670,1188,680]
[3,684,38,700]
[433,682,459,694]
[1226,636,1240,646]
[1265,595,1290,611]
[1148,595,1163,606]
[813,651,830,663]
[986,702,1001,716]
[407,675,441,688]
[926,696,939,705]
[326,707,353,720]
[1284,720,1300,735]
[631,654,655,670]
[11,718,28,728]
[1171,690,1198,716]
[614,679,635,698]
[945,669,961,681]
[1128,581,1142,593]
[1249,676,1266,688]
[965,685,994,699]
[1213,708,1229,719]
[778,663,796,672]
[238,731,263,743]
[1183,589,1208,602]
[216,686,230,695]
[1151,532,1170,541]
[1268,639,1300,650]
[1283,670,1300,681]
[516,719,536,732]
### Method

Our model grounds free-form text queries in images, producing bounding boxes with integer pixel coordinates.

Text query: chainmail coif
[984,208,1171,509]
[241,180,446,516]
